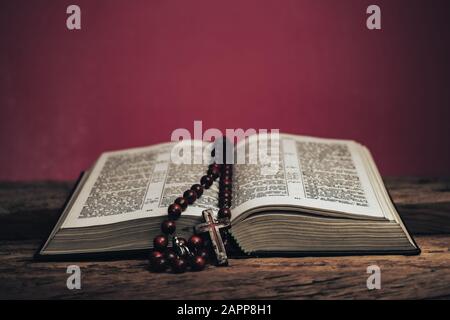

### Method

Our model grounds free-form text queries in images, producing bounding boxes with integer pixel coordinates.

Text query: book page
[62,141,218,228]
[232,134,387,221]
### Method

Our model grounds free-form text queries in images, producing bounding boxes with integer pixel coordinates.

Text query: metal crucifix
[194,209,230,266]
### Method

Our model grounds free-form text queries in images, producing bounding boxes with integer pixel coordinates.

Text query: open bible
[38,134,419,259]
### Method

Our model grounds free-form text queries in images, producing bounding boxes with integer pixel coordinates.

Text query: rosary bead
[207,173,216,180]
[191,256,206,271]
[218,208,232,219]
[174,197,188,210]
[161,220,176,234]
[221,175,232,182]
[183,189,197,204]
[190,184,204,198]
[220,184,232,193]
[207,167,221,179]
[168,203,182,220]
[220,191,232,199]
[164,249,178,264]
[224,164,233,171]
[221,189,232,198]
[219,199,232,208]
[219,192,232,201]
[209,163,221,171]
[220,178,232,189]
[172,257,188,273]
[220,191,232,198]
[219,201,231,209]
[222,168,232,177]
[150,250,164,260]
[153,235,168,251]
[196,248,209,261]
[150,256,167,272]
[188,235,204,249]
[200,175,214,189]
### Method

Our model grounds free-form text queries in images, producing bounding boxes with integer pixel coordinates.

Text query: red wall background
[1,0,449,180]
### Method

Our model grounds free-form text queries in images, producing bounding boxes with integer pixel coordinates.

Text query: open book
[38,133,419,259]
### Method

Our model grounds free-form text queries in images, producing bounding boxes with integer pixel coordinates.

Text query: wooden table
[1,177,449,299]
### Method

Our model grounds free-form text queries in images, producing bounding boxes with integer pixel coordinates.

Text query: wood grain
[0,177,449,299]
[0,236,449,299]
[383,177,450,234]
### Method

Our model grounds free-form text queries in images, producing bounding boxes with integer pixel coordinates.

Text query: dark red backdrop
[1,0,449,180]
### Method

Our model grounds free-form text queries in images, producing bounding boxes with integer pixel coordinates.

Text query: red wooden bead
[150,256,167,272]
[153,235,168,251]
[161,220,176,234]
[172,258,187,273]
[221,189,232,197]
[174,197,188,210]
[196,248,209,261]
[190,184,204,198]
[209,163,221,171]
[188,235,204,249]
[220,191,232,200]
[168,203,182,220]
[218,208,232,219]
[150,250,163,260]
[219,197,232,205]
[164,249,178,263]
[208,167,220,179]
[191,256,206,271]
[221,175,232,181]
[183,190,197,204]
[222,169,232,177]
[219,199,231,209]
[220,178,232,189]
[220,185,232,193]
[219,198,231,206]
[200,175,213,189]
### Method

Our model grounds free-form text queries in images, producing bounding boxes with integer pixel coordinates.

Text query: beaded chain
[149,147,233,273]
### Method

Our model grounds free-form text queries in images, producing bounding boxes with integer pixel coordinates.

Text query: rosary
[149,139,233,273]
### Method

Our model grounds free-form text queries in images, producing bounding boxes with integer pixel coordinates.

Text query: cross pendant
[194,209,230,266]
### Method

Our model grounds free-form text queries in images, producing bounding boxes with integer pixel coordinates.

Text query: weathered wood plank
[384,177,450,234]
[0,178,449,299]
[0,181,74,240]
[0,236,449,299]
